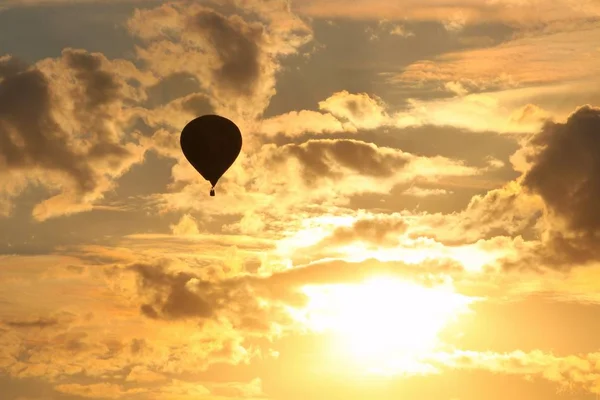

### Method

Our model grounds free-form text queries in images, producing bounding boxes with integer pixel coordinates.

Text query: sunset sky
[2,0,600,399]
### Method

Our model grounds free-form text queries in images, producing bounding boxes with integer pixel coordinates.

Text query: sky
[1,0,600,399]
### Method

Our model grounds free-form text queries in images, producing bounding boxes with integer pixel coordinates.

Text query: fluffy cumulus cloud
[127,256,470,325]
[262,139,480,190]
[266,139,411,183]
[0,0,315,220]
[0,254,466,391]
[154,137,482,222]
[0,50,151,220]
[505,105,600,267]
[408,105,600,269]
[317,214,408,248]
[0,258,267,389]
[257,90,422,138]
[258,109,355,137]
[127,1,312,121]
[258,104,600,273]
[318,90,390,130]
[404,182,541,248]
[520,106,600,234]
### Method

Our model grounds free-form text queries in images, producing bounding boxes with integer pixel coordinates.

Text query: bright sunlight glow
[297,276,475,375]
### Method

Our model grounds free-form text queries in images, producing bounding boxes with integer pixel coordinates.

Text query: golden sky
[1,0,600,399]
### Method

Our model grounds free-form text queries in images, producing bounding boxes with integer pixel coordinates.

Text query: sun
[297,276,474,375]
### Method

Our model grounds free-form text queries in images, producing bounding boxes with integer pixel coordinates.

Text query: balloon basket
[210,188,215,197]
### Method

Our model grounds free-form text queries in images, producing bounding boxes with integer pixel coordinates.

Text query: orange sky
[1,0,600,399]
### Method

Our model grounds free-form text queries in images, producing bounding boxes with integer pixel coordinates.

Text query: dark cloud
[498,105,600,269]
[268,124,520,170]
[0,55,28,77]
[50,331,91,355]
[268,139,410,184]
[0,55,96,191]
[0,49,145,219]
[132,263,213,319]
[129,262,277,330]
[319,215,407,247]
[268,257,464,289]
[181,92,213,116]
[522,105,600,235]
[64,49,122,110]
[502,232,600,272]
[130,338,148,355]
[4,318,58,329]
[189,8,264,96]
[127,257,463,323]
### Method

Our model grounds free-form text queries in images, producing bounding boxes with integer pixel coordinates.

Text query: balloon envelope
[180,115,242,190]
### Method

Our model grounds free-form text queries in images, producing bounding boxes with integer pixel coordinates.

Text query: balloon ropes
[180,115,242,197]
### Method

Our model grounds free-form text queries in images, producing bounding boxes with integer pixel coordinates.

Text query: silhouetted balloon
[180,115,242,197]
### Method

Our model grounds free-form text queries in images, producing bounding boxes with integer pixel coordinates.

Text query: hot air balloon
[180,114,242,196]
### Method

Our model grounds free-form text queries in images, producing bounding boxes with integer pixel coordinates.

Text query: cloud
[153,134,481,224]
[409,181,543,247]
[256,87,554,139]
[0,56,95,191]
[258,110,355,138]
[389,24,415,38]
[262,139,480,187]
[266,139,410,183]
[318,90,390,130]
[64,50,123,110]
[127,1,312,120]
[394,23,600,92]
[294,0,600,25]
[444,81,469,97]
[189,8,266,97]
[496,105,600,268]
[135,92,214,132]
[404,186,452,197]
[170,213,201,236]
[520,105,600,234]
[510,104,551,125]
[270,209,529,273]
[443,11,468,32]
[129,261,291,330]
[256,90,421,138]
[393,93,550,134]
[429,349,600,395]
[54,383,145,399]
[407,104,600,269]
[134,263,215,320]
[0,50,150,220]
[266,258,466,292]
[207,377,265,399]
[4,318,59,329]
[0,256,267,386]
[317,214,408,248]
[3,0,600,27]
[126,253,469,327]
[125,365,167,383]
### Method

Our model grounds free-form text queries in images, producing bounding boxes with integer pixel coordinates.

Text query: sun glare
[297,277,475,375]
